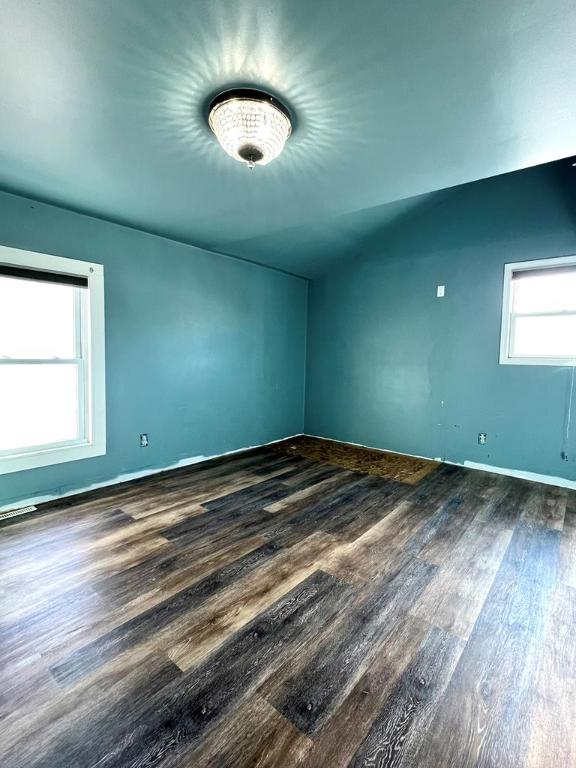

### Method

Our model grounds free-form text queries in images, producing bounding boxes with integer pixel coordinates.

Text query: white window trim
[0,245,106,474]
[500,254,576,367]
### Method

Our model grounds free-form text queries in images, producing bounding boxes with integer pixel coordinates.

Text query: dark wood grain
[413,520,561,768]
[181,695,313,768]
[49,540,283,685]
[44,571,350,768]
[525,584,576,768]
[347,626,464,768]
[559,493,576,588]
[266,558,437,734]
[299,614,430,768]
[0,441,573,768]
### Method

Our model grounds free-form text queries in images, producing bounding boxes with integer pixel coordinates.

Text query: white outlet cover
[436,285,445,297]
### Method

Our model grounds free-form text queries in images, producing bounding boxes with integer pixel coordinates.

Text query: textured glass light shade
[208,91,292,168]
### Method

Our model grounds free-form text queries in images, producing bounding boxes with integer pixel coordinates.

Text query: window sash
[0,358,82,364]
[511,310,576,320]
[501,255,576,366]
[0,385,85,458]
[508,313,576,360]
[0,358,88,458]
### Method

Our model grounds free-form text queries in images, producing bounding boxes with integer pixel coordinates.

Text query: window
[500,255,576,366]
[0,246,105,474]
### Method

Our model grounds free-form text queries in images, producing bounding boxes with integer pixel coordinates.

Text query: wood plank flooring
[0,445,574,768]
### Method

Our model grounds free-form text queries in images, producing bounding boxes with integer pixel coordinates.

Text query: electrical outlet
[436,285,445,298]
[140,433,149,447]
[478,433,487,445]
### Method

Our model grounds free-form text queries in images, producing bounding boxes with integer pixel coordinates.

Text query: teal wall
[3,158,575,508]
[305,163,576,481]
[0,190,307,508]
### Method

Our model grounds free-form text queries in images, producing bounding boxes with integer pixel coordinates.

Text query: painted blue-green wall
[0,190,307,508]
[305,163,576,481]
[3,158,575,507]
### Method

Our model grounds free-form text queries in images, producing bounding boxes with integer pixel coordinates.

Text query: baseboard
[460,460,576,490]
[4,431,573,515]
[305,432,576,490]
[0,434,304,514]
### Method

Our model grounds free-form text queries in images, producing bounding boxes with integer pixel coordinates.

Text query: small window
[0,246,105,474]
[500,255,576,366]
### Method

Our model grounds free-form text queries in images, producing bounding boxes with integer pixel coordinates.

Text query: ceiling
[0,0,575,277]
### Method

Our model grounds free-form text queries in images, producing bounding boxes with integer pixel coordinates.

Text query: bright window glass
[0,277,77,359]
[512,270,576,314]
[512,315,576,358]
[0,364,80,452]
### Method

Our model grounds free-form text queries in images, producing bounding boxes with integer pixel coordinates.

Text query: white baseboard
[0,434,304,514]
[460,460,576,490]
[4,431,573,515]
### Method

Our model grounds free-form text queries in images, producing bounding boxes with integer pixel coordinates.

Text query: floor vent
[0,505,37,522]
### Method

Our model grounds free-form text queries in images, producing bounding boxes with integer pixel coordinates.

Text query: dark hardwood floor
[0,445,574,767]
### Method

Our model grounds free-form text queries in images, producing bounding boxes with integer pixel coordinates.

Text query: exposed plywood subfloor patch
[272,436,438,485]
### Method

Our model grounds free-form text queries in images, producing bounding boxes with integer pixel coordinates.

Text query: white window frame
[500,254,576,367]
[0,245,106,474]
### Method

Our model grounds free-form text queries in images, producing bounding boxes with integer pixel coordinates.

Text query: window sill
[0,440,106,475]
[499,356,576,367]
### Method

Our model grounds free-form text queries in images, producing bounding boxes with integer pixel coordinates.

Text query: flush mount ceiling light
[208,88,292,169]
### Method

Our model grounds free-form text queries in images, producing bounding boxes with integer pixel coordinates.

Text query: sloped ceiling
[0,0,575,277]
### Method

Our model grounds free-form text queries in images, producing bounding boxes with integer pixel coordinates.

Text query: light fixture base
[208,88,292,120]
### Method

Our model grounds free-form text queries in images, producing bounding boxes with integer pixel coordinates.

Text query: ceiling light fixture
[208,88,292,169]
